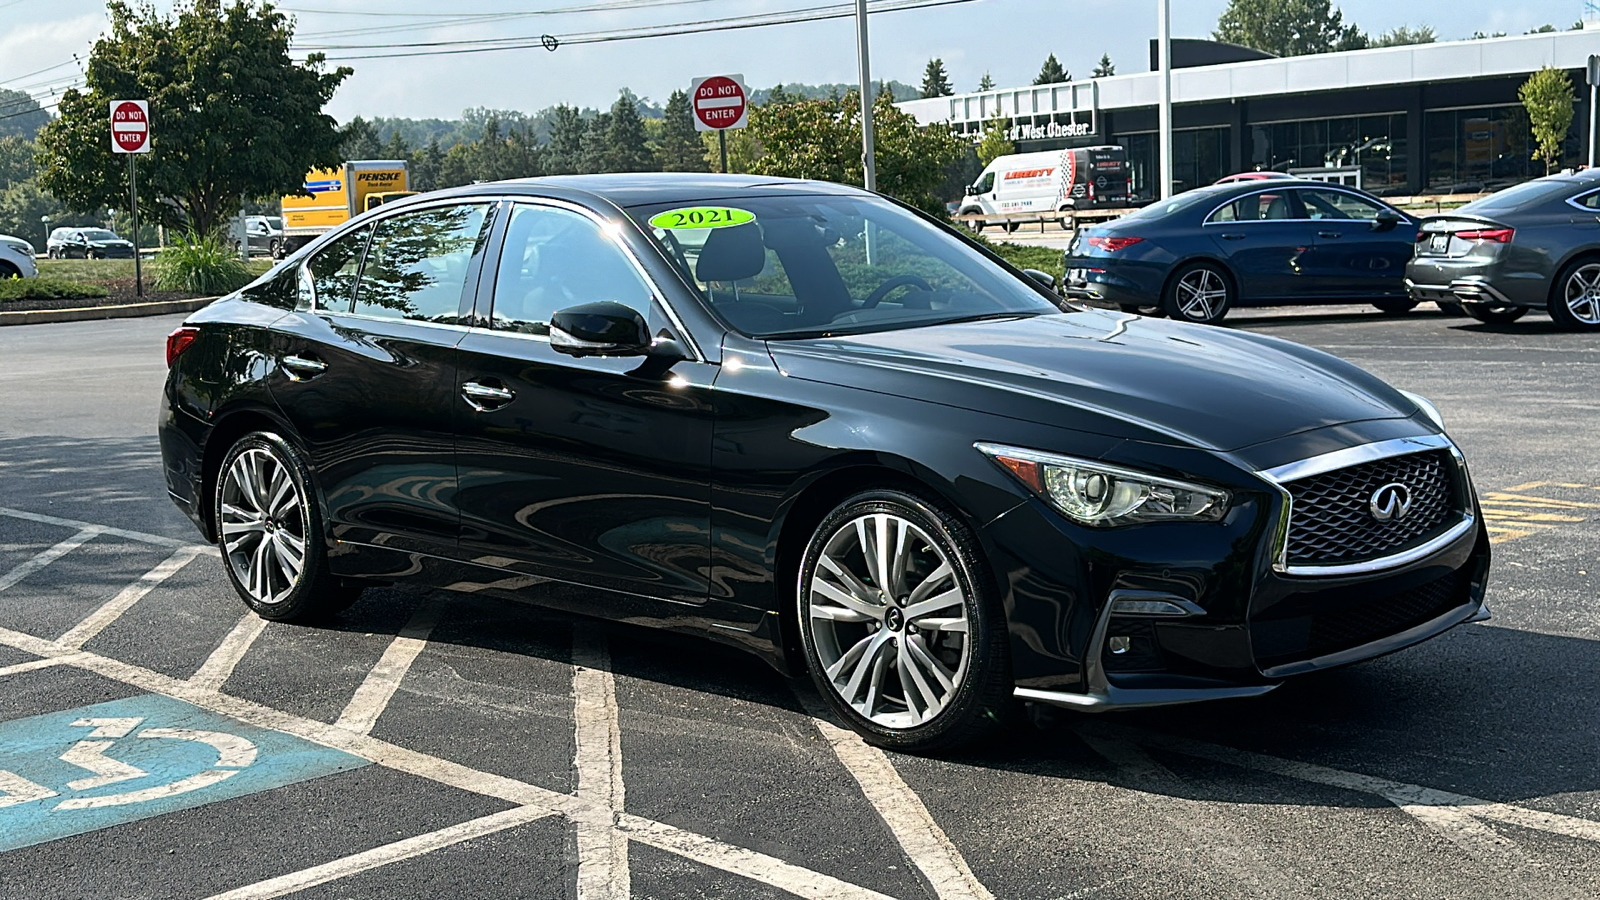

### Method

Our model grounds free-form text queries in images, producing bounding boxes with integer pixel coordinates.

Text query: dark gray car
[1407,171,1600,330]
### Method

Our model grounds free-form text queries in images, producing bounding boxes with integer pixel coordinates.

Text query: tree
[0,89,52,140]
[544,105,587,175]
[654,90,709,173]
[0,136,36,190]
[920,59,954,98]
[340,116,383,159]
[1371,25,1435,47]
[1214,0,1363,57]
[977,72,995,91]
[975,115,1014,166]
[1470,30,1508,40]
[602,92,654,173]
[1033,54,1070,85]
[579,112,613,174]
[35,0,350,235]
[1519,66,1575,174]
[411,137,445,192]
[1092,54,1116,78]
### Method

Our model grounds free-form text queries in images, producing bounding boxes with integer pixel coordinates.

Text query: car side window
[305,225,372,312]
[352,203,491,323]
[975,172,996,194]
[1299,188,1387,221]
[489,204,655,336]
[1210,192,1301,223]
[1575,190,1600,210]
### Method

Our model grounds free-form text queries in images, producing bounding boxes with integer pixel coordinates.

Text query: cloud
[0,14,106,97]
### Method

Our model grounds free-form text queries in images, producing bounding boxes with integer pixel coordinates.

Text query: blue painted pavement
[0,693,368,852]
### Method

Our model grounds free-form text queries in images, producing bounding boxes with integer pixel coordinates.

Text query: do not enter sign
[110,100,150,154]
[691,75,747,132]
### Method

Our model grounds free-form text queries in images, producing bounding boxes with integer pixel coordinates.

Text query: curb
[0,297,217,327]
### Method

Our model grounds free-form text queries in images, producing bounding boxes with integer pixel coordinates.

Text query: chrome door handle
[462,381,514,411]
[1221,233,1246,241]
[282,354,328,380]
[1318,231,1342,239]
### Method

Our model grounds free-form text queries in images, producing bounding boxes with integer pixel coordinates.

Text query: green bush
[0,275,110,302]
[153,231,254,295]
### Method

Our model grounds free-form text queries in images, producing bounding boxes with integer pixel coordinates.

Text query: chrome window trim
[1564,188,1600,213]
[1256,433,1473,576]
[1202,187,1305,226]
[1295,186,1411,224]
[477,197,705,363]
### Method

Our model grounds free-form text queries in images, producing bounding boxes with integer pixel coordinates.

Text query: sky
[1,0,1594,123]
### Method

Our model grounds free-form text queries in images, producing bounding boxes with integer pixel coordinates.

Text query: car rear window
[1462,179,1575,213]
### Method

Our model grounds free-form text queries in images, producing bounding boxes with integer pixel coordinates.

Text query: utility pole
[856,0,877,192]
[1158,0,1173,199]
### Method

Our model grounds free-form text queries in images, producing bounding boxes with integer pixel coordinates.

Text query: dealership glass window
[1424,104,1578,193]
[1117,127,1228,201]
[1249,114,1407,194]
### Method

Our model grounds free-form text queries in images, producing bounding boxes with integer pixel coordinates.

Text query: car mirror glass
[549,301,651,358]
[1372,210,1402,231]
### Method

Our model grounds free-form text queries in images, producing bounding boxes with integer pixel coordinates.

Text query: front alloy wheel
[1550,260,1600,331]
[799,490,1010,751]
[216,432,360,621]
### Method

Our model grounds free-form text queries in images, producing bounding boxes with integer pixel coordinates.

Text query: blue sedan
[1062,180,1418,325]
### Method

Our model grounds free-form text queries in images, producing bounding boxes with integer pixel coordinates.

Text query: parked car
[1407,170,1600,330]
[1062,180,1419,324]
[235,216,284,257]
[0,233,38,279]
[46,227,136,260]
[160,174,1488,752]
[1216,172,1294,184]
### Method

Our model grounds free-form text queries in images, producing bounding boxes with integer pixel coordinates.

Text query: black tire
[214,431,362,622]
[1548,258,1600,332]
[1372,299,1419,315]
[1003,221,1019,234]
[269,239,284,259]
[1163,261,1234,325]
[1461,301,1527,324]
[797,489,1012,753]
[0,261,18,279]
[1436,300,1466,317]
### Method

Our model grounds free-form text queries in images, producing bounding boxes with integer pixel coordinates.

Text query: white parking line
[0,528,101,593]
[798,692,995,900]
[188,613,270,691]
[334,597,447,735]
[58,546,203,649]
[572,623,629,900]
[201,804,560,900]
[0,506,209,552]
[0,653,86,679]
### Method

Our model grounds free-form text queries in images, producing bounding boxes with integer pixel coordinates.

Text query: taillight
[1087,236,1144,252]
[1455,228,1514,243]
[166,326,199,367]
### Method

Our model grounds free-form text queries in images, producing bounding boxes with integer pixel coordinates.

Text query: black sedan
[1407,170,1600,330]
[159,174,1489,751]
[1063,180,1417,324]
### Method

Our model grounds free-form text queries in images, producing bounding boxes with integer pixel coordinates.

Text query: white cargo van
[959,146,1130,231]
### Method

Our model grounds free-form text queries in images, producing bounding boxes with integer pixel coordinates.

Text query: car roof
[418,172,872,210]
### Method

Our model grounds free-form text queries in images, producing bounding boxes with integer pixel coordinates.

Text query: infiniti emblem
[1370,482,1413,523]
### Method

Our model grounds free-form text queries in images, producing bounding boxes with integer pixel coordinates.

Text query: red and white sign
[110,100,150,154]
[691,75,747,132]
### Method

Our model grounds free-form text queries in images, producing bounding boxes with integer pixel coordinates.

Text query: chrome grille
[1284,450,1458,566]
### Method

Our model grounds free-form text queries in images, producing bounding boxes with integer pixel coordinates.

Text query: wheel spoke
[860,646,891,718]
[272,533,304,580]
[249,535,270,600]
[897,639,942,720]
[811,577,882,620]
[888,517,910,598]
[913,616,968,633]
[842,629,893,700]
[904,587,962,621]
[819,554,875,606]
[809,603,874,623]
[905,561,952,607]
[825,631,877,682]
[230,457,262,514]
[905,634,956,693]
[267,467,296,519]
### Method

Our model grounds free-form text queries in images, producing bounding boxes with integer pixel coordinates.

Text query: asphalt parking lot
[1,307,1598,899]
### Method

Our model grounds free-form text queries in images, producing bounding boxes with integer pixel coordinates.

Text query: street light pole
[855,0,877,192]
[1158,0,1173,199]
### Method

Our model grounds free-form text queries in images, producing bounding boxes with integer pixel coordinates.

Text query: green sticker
[648,206,756,230]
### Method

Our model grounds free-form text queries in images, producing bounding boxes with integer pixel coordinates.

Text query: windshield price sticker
[648,207,755,230]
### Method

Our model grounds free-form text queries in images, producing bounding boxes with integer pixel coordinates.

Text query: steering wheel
[861,274,933,309]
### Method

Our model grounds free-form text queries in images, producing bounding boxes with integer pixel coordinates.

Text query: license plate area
[1427,233,1449,254]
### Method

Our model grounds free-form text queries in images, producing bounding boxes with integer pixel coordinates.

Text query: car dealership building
[897,29,1600,201]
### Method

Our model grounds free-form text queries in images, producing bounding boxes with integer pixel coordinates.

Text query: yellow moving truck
[278,160,415,257]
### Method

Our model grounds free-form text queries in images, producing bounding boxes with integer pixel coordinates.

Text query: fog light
[1108,635,1131,655]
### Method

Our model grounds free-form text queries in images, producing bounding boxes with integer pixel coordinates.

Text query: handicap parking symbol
[0,693,367,852]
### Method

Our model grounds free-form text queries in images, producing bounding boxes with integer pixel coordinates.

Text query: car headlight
[1399,389,1445,431]
[976,443,1230,527]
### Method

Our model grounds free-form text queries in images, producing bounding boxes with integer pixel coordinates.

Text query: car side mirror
[1022,268,1057,290]
[1372,209,1402,231]
[550,301,651,357]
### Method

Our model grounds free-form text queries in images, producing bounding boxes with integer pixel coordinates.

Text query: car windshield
[1463,179,1575,213]
[265,217,283,230]
[79,229,119,241]
[1116,189,1218,222]
[629,194,1059,338]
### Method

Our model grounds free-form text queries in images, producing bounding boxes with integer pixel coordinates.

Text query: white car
[0,234,38,280]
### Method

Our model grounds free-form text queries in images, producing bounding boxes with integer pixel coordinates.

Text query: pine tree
[580,113,612,174]
[767,83,793,105]
[1092,54,1115,77]
[920,58,954,98]
[545,105,586,175]
[978,72,995,91]
[603,93,655,173]
[655,89,709,172]
[1033,54,1070,85]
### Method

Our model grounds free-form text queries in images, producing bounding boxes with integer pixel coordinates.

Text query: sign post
[110,100,150,297]
[691,75,748,174]
[1588,55,1599,168]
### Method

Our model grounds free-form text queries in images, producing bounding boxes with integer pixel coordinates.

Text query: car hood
[765,308,1419,452]
[87,240,132,247]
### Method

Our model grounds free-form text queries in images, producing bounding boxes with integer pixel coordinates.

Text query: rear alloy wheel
[1164,262,1233,325]
[1372,299,1419,315]
[216,432,361,622]
[1549,260,1600,331]
[798,490,1011,752]
[1461,301,1527,324]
